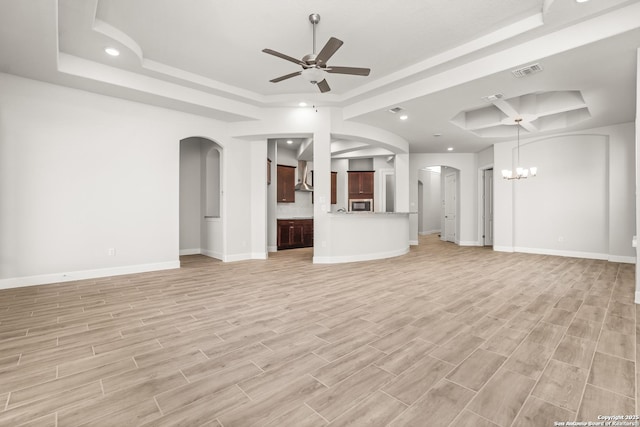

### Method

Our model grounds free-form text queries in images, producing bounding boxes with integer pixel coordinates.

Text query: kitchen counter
[313,212,410,264]
[277,216,314,220]
[329,212,415,215]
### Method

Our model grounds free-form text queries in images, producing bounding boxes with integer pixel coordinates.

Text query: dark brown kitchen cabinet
[331,171,337,204]
[348,171,374,198]
[302,220,313,247]
[277,164,295,203]
[312,171,337,204]
[277,219,313,249]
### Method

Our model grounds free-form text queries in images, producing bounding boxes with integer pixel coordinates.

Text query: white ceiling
[1,0,639,153]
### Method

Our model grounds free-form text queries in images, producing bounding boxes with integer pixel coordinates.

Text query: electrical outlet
[558,236,565,242]
[107,248,116,256]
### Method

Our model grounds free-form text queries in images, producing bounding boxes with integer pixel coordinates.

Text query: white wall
[331,158,349,212]
[373,156,394,212]
[267,141,277,251]
[0,73,257,287]
[201,140,223,259]
[222,140,253,260]
[494,123,635,262]
[179,139,201,253]
[204,145,221,218]
[636,48,640,302]
[249,140,267,259]
[609,123,636,262]
[418,168,441,234]
[515,135,608,256]
[477,145,494,168]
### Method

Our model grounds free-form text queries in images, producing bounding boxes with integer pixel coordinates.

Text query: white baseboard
[313,247,409,264]
[635,291,640,304]
[189,250,268,262]
[419,230,441,236]
[0,261,180,290]
[179,248,201,256]
[459,241,481,247]
[492,246,635,264]
[514,246,609,261]
[223,252,267,262]
[409,240,419,246]
[201,249,223,260]
[251,252,268,260]
[608,255,636,264]
[267,245,278,253]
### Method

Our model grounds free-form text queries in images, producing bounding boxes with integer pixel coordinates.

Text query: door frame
[483,168,494,246]
[378,168,395,212]
[477,163,494,247]
[444,169,458,243]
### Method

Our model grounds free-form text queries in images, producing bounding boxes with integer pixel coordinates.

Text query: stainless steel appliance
[349,199,373,212]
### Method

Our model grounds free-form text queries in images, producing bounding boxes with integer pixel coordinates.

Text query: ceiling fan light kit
[262,13,371,93]
[301,67,326,84]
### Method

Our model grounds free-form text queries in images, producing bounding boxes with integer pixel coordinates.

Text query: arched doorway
[417,165,460,243]
[179,137,223,260]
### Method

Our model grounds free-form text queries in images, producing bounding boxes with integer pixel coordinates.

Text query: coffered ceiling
[1,0,639,153]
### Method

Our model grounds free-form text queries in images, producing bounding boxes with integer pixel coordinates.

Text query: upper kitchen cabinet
[331,171,337,204]
[312,171,338,205]
[277,164,295,203]
[348,171,374,198]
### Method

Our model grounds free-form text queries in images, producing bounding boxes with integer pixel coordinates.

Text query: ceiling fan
[262,13,371,93]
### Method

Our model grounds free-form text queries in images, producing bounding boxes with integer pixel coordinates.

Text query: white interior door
[483,169,494,246]
[444,172,457,242]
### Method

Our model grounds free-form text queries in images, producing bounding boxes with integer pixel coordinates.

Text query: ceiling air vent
[511,63,543,78]
[388,107,404,114]
[481,93,503,103]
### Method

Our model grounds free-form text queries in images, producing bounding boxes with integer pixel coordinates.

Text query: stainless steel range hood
[294,160,313,192]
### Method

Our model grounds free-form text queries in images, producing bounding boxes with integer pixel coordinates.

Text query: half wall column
[312,108,332,263]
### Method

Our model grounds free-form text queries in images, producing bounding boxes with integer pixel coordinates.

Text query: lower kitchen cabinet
[277,219,313,249]
[302,220,313,247]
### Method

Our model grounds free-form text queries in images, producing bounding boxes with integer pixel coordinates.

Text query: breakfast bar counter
[312,212,410,264]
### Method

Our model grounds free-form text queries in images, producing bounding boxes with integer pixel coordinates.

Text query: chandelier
[502,118,537,180]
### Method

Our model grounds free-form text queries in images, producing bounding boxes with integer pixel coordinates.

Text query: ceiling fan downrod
[309,14,320,55]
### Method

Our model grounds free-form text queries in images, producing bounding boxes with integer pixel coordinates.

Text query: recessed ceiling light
[576,0,589,2]
[104,47,120,57]
[433,133,442,137]
[298,102,307,107]
[399,115,408,121]
[447,147,454,151]
[286,140,293,145]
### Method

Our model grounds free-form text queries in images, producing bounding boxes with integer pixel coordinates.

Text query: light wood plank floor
[0,235,636,426]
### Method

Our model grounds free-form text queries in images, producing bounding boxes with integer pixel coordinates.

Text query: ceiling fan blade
[316,37,343,64]
[262,49,306,66]
[326,66,371,76]
[317,79,331,93]
[270,71,302,83]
